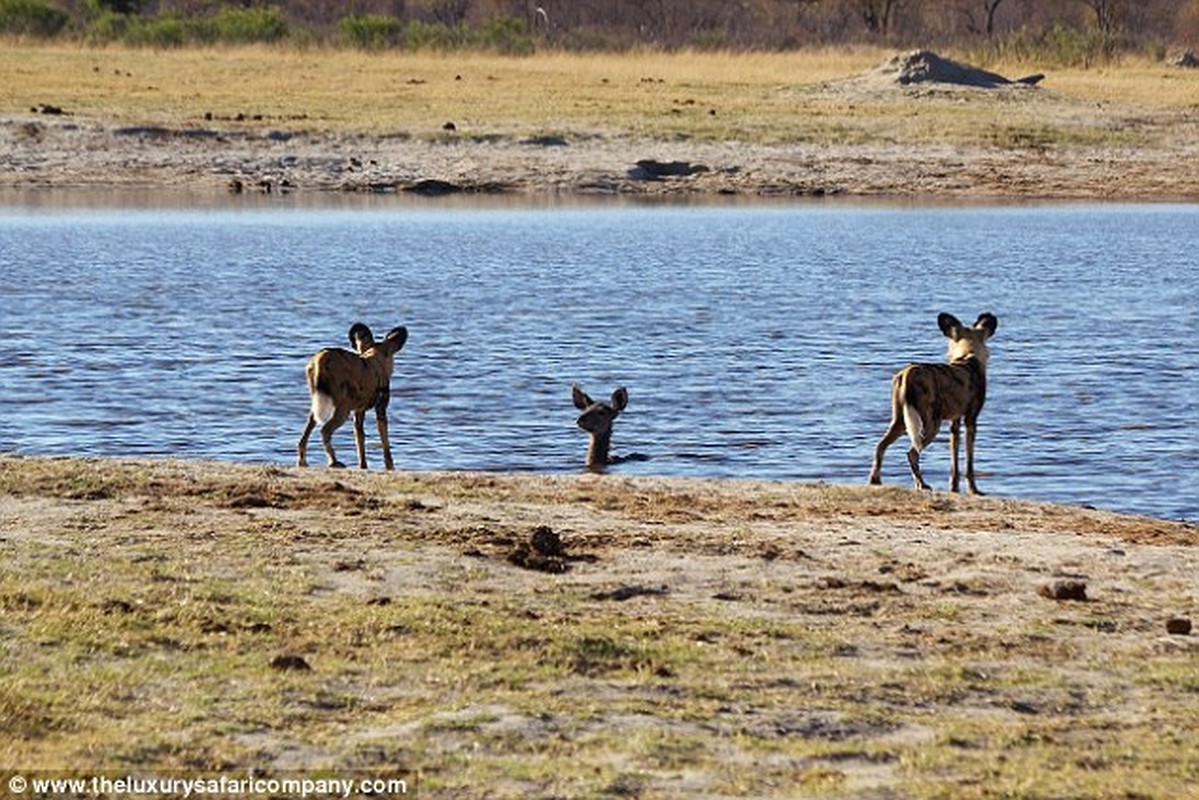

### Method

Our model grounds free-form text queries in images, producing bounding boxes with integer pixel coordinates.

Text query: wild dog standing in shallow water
[869,312,998,494]
[297,322,408,470]
[572,385,628,471]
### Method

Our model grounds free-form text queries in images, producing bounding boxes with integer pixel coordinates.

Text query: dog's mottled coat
[297,323,408,470]
[869,312,998,493]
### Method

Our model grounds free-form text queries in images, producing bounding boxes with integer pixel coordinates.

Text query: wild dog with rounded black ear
[869,312,998,494]
[572,384,628,471]
[297,323,408,470]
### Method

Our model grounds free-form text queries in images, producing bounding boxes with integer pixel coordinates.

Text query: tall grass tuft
[972,22,1121,68]
[338,13,402,51]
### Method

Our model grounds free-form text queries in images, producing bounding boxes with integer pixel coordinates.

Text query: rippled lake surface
[1,197,1196,522]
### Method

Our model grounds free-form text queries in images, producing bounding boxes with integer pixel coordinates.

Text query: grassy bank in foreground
[3,44,1197,145]
[1,456,1195,797]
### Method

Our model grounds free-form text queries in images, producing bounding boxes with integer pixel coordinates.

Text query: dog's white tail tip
[311,391,336,425]
[903,403,924,451]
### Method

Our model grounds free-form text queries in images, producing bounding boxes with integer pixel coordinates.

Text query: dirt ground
[4,106,1197,201]
[1,456,1195,797]
[3,50,1198,201]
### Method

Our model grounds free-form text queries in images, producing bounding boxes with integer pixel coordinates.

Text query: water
[1,198,1196,522]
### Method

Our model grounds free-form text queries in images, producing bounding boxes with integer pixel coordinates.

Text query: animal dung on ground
[269,654,313,672]
[508,526,570,573]
[1165,618,1192,635]
[1038,580,1088,602]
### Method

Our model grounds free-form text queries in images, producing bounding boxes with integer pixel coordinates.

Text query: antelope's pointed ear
[611,387,629,412]
[572,384,593,410]
[937,313,964,339]
[385,326,408,351]
[974,313,998,339]
[349,323,375,352]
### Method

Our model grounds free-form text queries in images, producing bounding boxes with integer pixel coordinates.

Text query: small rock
[1038,580,1087,602]
[592,584,669,602]
[406,178,462,196]
[1170,50,1199,69]
[521,135,569,147]
[629,159,711,180]
[270,654,312,672]
[1165,618,1192,635]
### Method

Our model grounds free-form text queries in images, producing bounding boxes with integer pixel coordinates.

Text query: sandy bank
[5,113,1199,201]
[4,48,1198,201]
[1,455,1195,796]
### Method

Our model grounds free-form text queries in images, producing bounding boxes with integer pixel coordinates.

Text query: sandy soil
[2,456,1196,796]
[4,71,1198,201]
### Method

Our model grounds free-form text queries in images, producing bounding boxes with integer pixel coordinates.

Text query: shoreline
[5,451,1199,529]
[5,114,1199,201]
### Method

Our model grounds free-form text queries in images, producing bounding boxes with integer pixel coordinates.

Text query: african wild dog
[868,312,998,494]
[572,385,629,471]
[297,322,408,470]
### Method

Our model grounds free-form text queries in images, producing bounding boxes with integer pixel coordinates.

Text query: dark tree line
[25,0,1199,53]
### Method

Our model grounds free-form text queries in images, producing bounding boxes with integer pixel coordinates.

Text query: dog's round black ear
[974,313,998,338]
[937,313,963,337]
[572,384,594,410]
[385,326,408,351]
[349,322,375,351]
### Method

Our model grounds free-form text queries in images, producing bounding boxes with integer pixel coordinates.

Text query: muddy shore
[5,110,1199,201]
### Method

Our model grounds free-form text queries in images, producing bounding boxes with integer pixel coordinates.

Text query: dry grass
[3,44,1195,146]
[5,43,1198,198]
[1,456,1196,797]
[0,45,875,134]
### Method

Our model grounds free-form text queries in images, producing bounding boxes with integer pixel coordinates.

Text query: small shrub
[84,9,127,43]
[338,13,401,51]
[124,15,185,48]
[211,4,286,44]
[404,19,468,51]
[688,31,729,51]
[474,14,533,55]
[988,22,1120,68]
[0,0,69,38]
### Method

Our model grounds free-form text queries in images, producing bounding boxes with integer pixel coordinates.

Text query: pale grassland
[3,43,1196,145]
